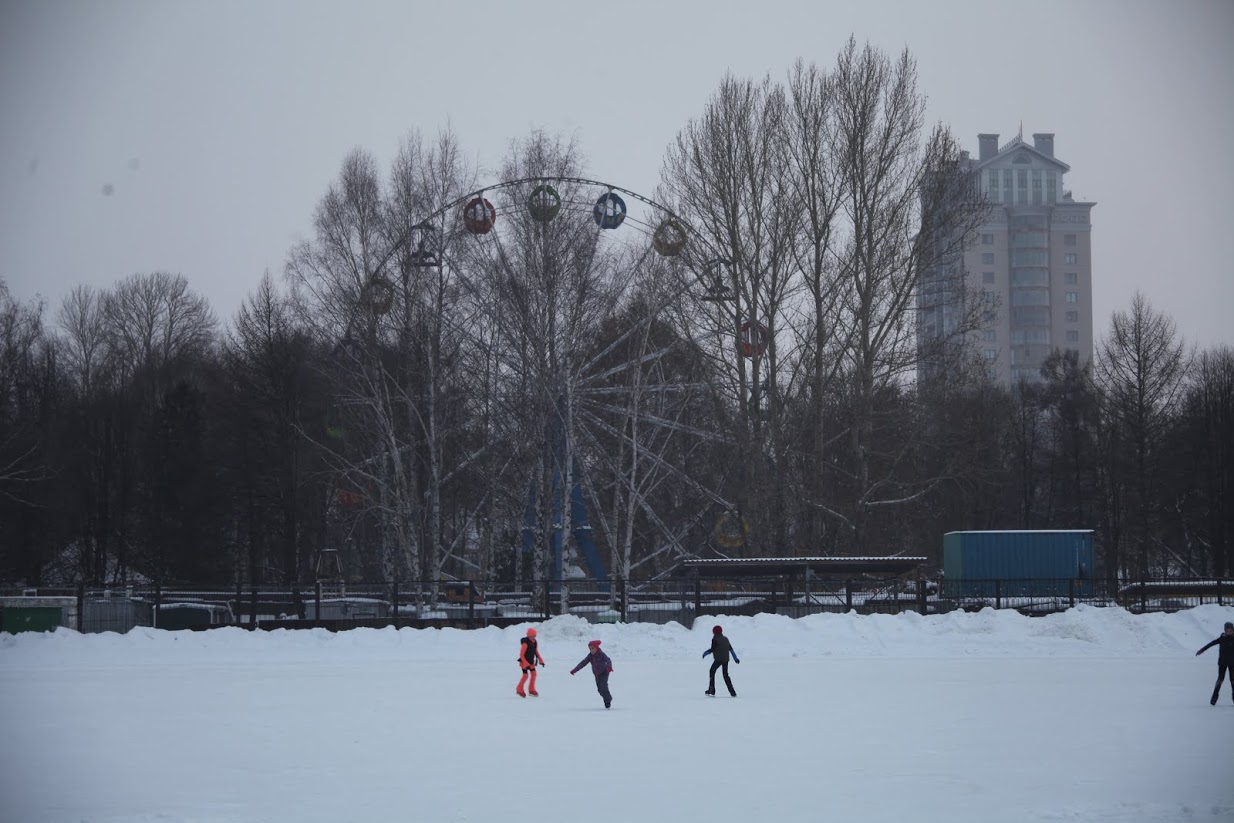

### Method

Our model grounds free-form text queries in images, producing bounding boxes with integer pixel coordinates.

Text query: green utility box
[0,606,63,633]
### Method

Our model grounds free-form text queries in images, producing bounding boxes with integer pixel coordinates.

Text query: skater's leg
[707,660,721,694]
[1215,663,1230,705]
[596,672,612,708]
[528,667,539,696]
[517,670,529,697]
[721,661,736,696]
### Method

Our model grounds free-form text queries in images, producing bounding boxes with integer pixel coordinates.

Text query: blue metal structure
[521,393,608,589]
[943,530,1095,597]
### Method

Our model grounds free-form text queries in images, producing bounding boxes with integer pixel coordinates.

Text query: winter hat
[1225,622,1233,630]
[713,625,723,634]
[526,628,537,637]
[588,639,602,648]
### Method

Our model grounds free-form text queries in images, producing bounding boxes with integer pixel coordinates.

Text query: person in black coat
[1195,621,1234,705]
[702,624,739,697]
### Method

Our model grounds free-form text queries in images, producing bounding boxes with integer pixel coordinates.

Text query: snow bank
[4,603,1231,665]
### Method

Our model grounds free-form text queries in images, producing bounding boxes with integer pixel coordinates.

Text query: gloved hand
[1195,650,1202,656]
[541,661,547,667]
[571,671,576,676]
[733,657,741,664]
[701,651,708,658]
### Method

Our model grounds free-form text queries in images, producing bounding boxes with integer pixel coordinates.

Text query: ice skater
[703,624,739,697]
[517,627,546,697]
[570,639,614,709]
[1195,621,1234,705]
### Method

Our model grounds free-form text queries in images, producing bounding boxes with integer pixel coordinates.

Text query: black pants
[594,672,612,707]
[709,660,736,695]
[1213,663,1232,703]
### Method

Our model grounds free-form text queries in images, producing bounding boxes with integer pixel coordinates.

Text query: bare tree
[660,73,803,552]
[0,281,49,501]
[287,135,480,593]
[1095,291,1189,578]
[224,272,325,584]
[824,38,987,552]
[1178,347,1234,576]
[103,271,216,402]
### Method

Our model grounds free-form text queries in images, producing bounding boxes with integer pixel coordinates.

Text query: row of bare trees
[1,39,1230,586]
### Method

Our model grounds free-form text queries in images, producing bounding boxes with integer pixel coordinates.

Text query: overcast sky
[1,0,1231,349]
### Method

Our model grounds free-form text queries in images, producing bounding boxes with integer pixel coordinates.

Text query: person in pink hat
[570,639,614,709]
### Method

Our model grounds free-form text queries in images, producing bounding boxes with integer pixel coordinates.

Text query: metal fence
[0,577,1228,634]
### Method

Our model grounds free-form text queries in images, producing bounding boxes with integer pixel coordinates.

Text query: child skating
[702,624,739,697]
[517,627,546,697]
[1195,621,1234,705]
[570,639,614,709]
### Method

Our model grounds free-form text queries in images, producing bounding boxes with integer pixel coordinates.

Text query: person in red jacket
[517,627,546,697]
[570,639,614,709]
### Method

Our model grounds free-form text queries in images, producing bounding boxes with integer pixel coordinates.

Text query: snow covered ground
[3,604,1233,823]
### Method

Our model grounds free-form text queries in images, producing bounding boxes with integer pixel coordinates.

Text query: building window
[983,291,995,305]
[1066,292,1079,303]
[1064,234,1077,246]
[1066,330,1079,342]
[982,233,994,245]
[983,329,996,342]
[982,253,995,265]
[1064,272,1077,284]
[1064,253,1078,265]
[1066,311,1079,322]
[983,271,995,283]
[984,349,998,361]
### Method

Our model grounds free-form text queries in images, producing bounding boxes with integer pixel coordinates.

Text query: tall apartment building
[920,130,1095,385]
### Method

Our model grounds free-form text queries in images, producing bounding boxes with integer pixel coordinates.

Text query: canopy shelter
[675,556,928,580]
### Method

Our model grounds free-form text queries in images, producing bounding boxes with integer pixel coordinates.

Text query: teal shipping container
[943,530,1095,598]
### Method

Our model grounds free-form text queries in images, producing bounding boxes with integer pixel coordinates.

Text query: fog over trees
[1,40,1230,587]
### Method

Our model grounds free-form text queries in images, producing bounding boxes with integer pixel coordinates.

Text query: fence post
[543,581,551,620]
[619,578,627,623]
[918,574,928,616]
[76,583,84,631]
[694,576,702,614]
[392,581,399,624]
[995,579,1002,610]
[1068,578,1075,609]
[314,581,322,628]
[236,581,243,624]
[468,579,475,627]
[845,579,853,613]
[250,587,258,629]
[154,582,162,629]
[1218,579,1224,607]
[1140,579,1147,614]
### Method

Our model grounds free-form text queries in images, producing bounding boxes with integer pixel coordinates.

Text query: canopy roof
[675,556,928,579]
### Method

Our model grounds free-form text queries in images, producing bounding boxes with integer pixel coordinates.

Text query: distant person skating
[1195,621,1234,705]
[517,627,546,698]
[570,639,614,709]
[703,625,739,697]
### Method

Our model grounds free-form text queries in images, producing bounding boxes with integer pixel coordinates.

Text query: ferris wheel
[346,177,760,581]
